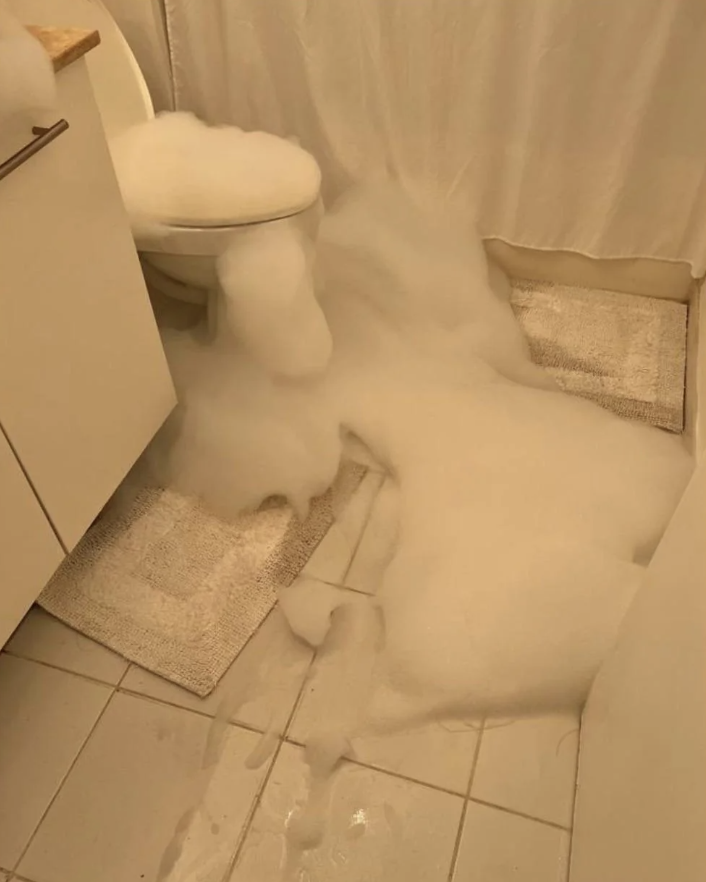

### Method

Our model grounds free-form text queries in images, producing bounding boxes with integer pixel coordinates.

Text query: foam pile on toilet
[150,178,691,846]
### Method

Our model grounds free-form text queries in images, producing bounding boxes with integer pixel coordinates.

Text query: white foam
[286,600,383,858]
[152,181,692,872]
[153,181,691,725]
[216,220,333,379]
[147,329,341,519]
[109,111,321,230]
[278,578,347,647]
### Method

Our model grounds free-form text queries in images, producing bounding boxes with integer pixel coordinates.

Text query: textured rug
[511,280,687,432]
[39,463,365,696]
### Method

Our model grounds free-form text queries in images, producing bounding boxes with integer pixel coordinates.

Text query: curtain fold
[165,0,706,275]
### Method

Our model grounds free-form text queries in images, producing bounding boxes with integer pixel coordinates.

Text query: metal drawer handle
[0,119,70,183]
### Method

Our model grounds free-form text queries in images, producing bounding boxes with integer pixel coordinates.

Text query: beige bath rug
[39,463,365,696]
[511,280,687,432]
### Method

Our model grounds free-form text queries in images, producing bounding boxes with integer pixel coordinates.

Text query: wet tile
[121,608,313,733]
[345,480,400,595]
[471,714,580,827]
[290,687,480,794]
[303,472,384,585]
[19,693,271,882]
[5,607,128,685]
[453,801,570,882]
[0,655,111,869]
[231,742,463,882]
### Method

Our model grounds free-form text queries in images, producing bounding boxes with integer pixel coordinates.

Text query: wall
[570,462,706,882]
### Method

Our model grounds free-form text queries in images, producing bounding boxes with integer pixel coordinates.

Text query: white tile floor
[0,476,578,882]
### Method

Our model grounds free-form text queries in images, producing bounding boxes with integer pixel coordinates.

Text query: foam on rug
[511,280,687,432]
[39,462,365,696]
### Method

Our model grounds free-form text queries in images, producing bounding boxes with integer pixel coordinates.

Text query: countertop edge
[26,25,101,73]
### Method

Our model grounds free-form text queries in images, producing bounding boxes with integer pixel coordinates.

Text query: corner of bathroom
[0,2,704,882]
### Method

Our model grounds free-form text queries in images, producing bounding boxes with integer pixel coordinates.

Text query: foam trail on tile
[156,620,304,882]
[284,600,383,872]
[278,577,348,647]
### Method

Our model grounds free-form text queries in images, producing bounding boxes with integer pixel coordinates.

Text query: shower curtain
[163,0,706,276]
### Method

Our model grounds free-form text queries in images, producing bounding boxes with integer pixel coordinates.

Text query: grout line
[225,647,317,879]
[466,797,572,832]
[310,579,373,597]
[2,650,125,691]
[115,683,267,734]
[447,720,485,880]
[283,733,470,799]
[218,738,285,882]
[563,714,584,876]
[113,688,269,741]
[282,653,319,743]
[340,473,386,585]
[11,681,119,874]
[466,721,486,796]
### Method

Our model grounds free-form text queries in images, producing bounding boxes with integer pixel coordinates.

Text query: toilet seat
[110,111,322,237]
[135,201,320,257]
[153,186,321,230]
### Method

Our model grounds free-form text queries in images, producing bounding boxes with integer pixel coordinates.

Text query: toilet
[29,0,322,310]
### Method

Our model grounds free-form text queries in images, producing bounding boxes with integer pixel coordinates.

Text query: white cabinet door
[570,463,706,882]
[0,425,64,647]
[0,59,175,551]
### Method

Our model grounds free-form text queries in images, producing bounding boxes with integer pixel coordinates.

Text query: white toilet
[27,0,322,310]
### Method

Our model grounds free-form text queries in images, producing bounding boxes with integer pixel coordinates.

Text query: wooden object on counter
[26,25,100,72]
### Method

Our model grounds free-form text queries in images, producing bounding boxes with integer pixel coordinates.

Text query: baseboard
[485,240,695,302]
[685,280,705,456]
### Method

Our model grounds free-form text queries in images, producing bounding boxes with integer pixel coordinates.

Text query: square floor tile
[471,714,580,827]
[345,480,400,595]
[19,693,271,882]
[121,608,312,734]
[0,655,111,870]
[231,742,463,882]
[5,607,128,685]
[453,801,570,882]
[290,683,479,793]
[303,472,384,585]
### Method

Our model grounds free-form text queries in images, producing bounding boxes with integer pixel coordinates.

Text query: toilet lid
[110,112,322,228]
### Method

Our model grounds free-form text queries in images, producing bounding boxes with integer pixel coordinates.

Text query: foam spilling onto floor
[152,180,692,870]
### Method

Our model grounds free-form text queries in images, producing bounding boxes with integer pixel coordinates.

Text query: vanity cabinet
[0,55,175,645]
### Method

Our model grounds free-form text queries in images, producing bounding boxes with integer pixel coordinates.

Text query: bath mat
[511,280,687,432]
[39,463,365,696]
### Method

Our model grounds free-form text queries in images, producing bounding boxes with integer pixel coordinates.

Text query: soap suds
[146,329,341,519]
[149,180,691,869]
[284,601,384,863]
[153,180,690,718]
[278,578,349,648]
[216,220,333,379]
[110,111,321,233]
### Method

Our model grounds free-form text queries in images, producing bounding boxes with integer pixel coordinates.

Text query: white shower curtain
[163,0,706,275]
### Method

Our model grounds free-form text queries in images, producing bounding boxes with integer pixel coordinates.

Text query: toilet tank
[11,0,154,139]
